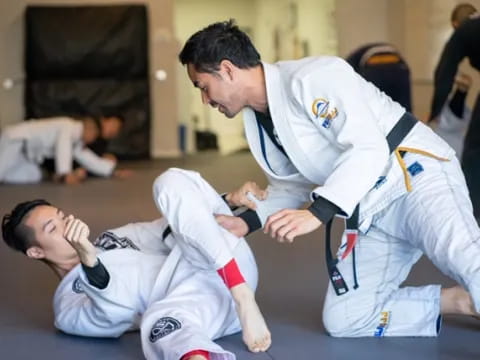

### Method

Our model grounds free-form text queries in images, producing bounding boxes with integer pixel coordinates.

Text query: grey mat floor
[0,152,478,360]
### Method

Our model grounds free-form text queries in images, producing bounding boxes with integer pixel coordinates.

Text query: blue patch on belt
[407,161,423,176]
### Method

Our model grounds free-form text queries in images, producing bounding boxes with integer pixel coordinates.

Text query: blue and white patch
[312,98,338,129]
[407,161,424,177]
[374,311,390,337]
[322,119,332,129]
[94,231,140,251]
[149,317,182,342]
[72,277,84,294]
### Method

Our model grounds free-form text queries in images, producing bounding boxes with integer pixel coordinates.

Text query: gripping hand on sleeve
[225,181,267,210]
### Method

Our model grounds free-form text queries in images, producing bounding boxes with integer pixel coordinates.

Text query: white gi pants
[323,153,480,337]
[0,137,42,183]
[141,168,258,360]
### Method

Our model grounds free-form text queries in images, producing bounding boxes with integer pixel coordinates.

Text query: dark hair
[2,199,51,254]
[179,19,261,73]
[451,3,477,25]
[81,116,102,132]
[100,113,125,124]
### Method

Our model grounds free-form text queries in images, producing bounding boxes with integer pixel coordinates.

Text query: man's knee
[153,168,196,199]
[322,300,376,337]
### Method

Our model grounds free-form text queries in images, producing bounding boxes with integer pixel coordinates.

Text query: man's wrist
[80,253,98,268]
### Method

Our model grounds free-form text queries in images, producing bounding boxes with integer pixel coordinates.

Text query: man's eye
[50,226,56,233]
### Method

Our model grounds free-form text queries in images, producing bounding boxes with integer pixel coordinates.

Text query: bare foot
[230,283,271,352]
[441,285,477,316]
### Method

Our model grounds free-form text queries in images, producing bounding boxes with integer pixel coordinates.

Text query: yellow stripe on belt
[394,146,449,192]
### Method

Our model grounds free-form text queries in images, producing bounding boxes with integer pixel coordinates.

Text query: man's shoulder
[54,263,82,298]
[278,56,350,81]
[453,14,480,38]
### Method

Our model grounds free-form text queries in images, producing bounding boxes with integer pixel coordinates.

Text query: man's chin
[221,109,238,119]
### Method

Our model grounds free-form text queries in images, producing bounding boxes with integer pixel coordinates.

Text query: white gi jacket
[53,219,178,337]
[2,117,115,176]
[245,57,455,232]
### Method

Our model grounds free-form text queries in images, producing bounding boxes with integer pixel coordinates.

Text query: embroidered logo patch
[94,231,140,251]
[149,317,182,342]
[407,161,424,177]
[374,311,390,337]
[311,98,338,128]
[72,278,84,294]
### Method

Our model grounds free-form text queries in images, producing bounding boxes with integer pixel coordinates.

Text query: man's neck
[48,257,80,280]
[245,65,269,113]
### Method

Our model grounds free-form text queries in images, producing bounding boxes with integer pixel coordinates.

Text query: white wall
[174,0,337,155]
[175,0,255,155]
[335,0,390,57]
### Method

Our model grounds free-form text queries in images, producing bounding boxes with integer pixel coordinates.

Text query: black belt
[326,112,417,296]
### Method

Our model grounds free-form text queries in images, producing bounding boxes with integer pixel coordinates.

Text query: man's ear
[220,59,235,81]
[26,246,45,260]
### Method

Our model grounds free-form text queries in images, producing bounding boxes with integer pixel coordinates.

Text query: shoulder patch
[149,317,182,342]
[311,98,338,128]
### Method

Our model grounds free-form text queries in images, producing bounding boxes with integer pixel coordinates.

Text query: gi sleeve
[429,26,468,121]
[82,259,110,289]
[54,123,74,175]
[248,174,313,227]
[73,146,116,177]
[294,58,390,217]
[219,193,262,234]
[54,267,139,338]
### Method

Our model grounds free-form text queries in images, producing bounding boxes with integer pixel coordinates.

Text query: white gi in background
[243,56,480,337]
[0,117,115,183]
[434,105,471,157]
[53,168,258,360]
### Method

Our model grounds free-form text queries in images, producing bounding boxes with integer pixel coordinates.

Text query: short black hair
[451,3,477,25]
[179,19,261,73]
[2,199,51,254]
[100,113,125,124]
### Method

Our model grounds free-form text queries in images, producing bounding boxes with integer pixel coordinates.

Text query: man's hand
[455,73,472,92]
[215,214,249,238]
[73,168,88,181]
[52,172,84,185]
[64,216,97,267]
[264,209,322,243]
[225,181,267,210]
